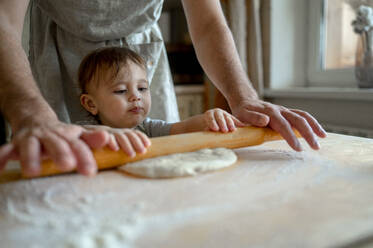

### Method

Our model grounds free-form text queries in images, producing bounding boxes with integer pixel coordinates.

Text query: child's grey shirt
[135,117,172,137]
[76,117,172,137]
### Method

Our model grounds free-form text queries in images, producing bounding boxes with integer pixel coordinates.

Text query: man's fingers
[40,132,76,171]
[282,111,320,150]
[230,114,247,128]
[218,110,247,131]
[19,137,41,177]
[230,100,326,151]
[291,109,327,138]
[236,110,269,127]
[269,114,302,151]
[0,143,15,171]
[8,123,106,177]
[67,138,97,176]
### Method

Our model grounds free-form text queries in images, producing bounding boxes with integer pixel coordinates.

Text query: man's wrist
[225,83,259,108]
[11,114,59,133]
[6,101,59,133]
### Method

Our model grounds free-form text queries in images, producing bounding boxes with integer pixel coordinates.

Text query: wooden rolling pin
[24,126,294,178]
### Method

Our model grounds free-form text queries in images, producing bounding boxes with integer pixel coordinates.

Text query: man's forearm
[182,0,258,107]
[193,23,258,103]
[0,29,57,132]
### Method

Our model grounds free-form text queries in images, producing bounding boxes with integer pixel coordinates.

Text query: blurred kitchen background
[159,0,207,121]
[19,0,373,139]
[159,0,268,121]
[159,0,373,138]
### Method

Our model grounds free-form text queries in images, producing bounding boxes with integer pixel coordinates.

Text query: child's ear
[80,94,98,115]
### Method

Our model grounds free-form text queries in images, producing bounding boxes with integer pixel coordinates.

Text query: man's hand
[0,121,111,177]
[230,99,327,151]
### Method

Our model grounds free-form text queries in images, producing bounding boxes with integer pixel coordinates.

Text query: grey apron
[29,0,179,124]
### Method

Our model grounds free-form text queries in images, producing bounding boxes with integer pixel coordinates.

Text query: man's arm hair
[0,0,57,132]
[181,0,258,107]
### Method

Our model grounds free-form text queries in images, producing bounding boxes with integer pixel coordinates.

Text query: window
[307,0,364,87]
[325,0,358,69]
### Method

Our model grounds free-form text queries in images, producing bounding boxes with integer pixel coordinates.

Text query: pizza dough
[118,148,237,178]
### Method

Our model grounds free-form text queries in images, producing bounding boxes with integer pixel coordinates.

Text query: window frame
[307,0,357,87]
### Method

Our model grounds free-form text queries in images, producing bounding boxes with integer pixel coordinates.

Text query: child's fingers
[125,132,146,154]
[205,110,219,131]
[223,113,237,132]
[114,133,136,157]
[107,133,119,151]
[135,131,151,148]
[80,129,109,149]
[214,110,228,133]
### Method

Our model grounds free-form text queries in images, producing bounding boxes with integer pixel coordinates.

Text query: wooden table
[1,133,373,248]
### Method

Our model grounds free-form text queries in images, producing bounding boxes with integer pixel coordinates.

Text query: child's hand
[83,126,151,157]
[204,108,246,133]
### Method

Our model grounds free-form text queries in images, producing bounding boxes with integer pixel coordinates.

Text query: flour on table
[119,148,237,178]
[0,173,146,248]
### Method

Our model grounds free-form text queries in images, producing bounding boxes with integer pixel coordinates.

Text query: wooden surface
[1,133,373,248]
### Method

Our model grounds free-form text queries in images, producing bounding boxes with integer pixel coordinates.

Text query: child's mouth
[129,107,142,114]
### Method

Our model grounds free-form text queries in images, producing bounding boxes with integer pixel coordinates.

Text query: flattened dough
[119,148,237,178]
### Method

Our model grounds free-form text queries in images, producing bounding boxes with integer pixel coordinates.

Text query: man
[0,0,326,177]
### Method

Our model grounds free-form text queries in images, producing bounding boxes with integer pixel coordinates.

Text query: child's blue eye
[114,89,127,94]
[139,87,148,92]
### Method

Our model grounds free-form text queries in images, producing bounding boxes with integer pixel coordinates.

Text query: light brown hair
[78,47,146,93]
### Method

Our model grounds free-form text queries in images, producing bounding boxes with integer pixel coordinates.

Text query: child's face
[82,60,151,128]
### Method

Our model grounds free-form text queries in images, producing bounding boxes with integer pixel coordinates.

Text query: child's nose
[128,91,141,102]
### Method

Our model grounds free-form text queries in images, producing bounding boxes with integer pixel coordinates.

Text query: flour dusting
[0,175,146,248]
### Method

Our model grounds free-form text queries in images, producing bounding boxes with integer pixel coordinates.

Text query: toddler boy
[78,47,245,157]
